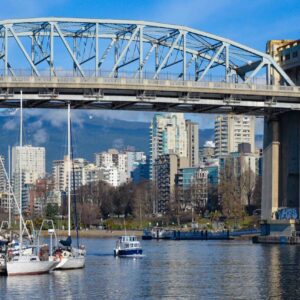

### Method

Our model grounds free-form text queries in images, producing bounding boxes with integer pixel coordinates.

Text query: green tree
[45,203,59,220]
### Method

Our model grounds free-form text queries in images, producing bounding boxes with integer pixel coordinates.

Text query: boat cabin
[116,236,141,249]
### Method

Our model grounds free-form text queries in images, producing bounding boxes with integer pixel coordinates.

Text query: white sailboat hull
[55,255,85,270]
[7,257,58,276]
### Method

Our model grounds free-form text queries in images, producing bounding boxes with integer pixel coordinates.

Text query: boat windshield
[121,236,137,242]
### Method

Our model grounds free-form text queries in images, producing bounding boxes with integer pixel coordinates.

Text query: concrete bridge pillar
[262,111,300,221]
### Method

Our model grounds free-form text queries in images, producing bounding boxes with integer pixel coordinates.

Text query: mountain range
[0,109,262,172]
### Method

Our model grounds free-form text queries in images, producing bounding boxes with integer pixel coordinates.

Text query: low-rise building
[175,167,208,211]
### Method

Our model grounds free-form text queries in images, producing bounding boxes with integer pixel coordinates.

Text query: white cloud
[32,128,48,145]
[112,138,124,150]
[3,119,17,131]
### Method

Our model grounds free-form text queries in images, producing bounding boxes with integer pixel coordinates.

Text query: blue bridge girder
[0,17,298,114]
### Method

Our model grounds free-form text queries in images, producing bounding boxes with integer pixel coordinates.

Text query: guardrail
[0,75,300,95]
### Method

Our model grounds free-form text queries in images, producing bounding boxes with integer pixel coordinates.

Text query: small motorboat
[114,236,143,258]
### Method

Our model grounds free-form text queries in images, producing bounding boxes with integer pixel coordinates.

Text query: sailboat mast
[19,91,23,248]
[67,103,71,237]
[8,145,11,229]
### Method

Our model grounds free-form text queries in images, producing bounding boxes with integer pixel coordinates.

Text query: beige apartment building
[214,114,255,157]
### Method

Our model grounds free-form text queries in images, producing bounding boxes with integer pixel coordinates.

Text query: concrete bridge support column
[262,111,300,221]
[262,118,279,220]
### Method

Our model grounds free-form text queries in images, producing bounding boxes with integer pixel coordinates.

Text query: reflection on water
[1,238,300,299]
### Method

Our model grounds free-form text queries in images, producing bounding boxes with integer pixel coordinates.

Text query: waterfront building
[0,155,9,212]
[186,120,199,167]
[214,115,255,157]
[175,167,208,211]
[52,156,88,192]
[149,113,189,179]
[204,159,220,210]
[46,190,63,208]
[12,145,45,183]
[267,40,300,85]
[100,166,119,187]
[131,159,150,184]
[199,141,215,163]
[0,192,9,213]
[126,150,147,178]
[149,113,199,179]
[219,144,261,206]
[95,149,147,186]
[153,154,188,214]
[82,163,104,185]
[0,155,6,193]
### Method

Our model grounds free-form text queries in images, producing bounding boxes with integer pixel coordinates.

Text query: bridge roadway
[0,75,299,114]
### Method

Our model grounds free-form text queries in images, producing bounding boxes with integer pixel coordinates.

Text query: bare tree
[133,180,153,227]
[78,203,99,227]
[218,164,243,220]
[240,169,256,207]
[252,176,262,208]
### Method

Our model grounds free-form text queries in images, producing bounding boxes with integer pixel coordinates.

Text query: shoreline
[39,229,143,238]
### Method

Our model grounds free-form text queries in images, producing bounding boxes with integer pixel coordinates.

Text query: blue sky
[0,0,299,131]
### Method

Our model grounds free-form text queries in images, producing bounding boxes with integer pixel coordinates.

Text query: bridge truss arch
[0,17,293,85]
[0,18,298,114]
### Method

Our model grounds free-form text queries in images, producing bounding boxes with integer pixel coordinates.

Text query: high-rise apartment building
[186,120,199,167]
[153,154,188,214]
[95,149,147,186]
[267,40,300,85]
[150,113,198,178]
[12,145,45,184]
[12,145,45,213]
[214,115,255,157]
[175,167,208,210]
[52,156,88,192]
[0,155,6,193]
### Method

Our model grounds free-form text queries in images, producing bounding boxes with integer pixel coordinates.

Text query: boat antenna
[124,218,127,236]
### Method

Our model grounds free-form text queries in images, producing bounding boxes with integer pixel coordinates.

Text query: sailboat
[6,91,58,276]
[54,103,85,270]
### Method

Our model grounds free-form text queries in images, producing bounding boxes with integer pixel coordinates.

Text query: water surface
[1,238,300,299]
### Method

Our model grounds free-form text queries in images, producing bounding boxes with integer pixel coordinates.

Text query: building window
[293,51,298,58]
[285,53,290,60]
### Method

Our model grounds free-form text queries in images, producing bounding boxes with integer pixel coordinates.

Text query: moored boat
[114,236,143,258]
[54,238,86,270]
[6,252,58,276]
[53,104,86,270]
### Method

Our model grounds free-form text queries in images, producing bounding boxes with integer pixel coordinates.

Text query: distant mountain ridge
[0,109,262,172]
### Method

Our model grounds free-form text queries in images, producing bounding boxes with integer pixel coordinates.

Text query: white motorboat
[114,236,143,258]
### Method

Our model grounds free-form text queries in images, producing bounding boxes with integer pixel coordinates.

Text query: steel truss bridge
[0,17,299,114]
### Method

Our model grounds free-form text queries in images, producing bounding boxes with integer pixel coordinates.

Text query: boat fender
[7,250,13,258]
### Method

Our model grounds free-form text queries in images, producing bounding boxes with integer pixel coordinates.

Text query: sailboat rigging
[54,102,85,270]
[6,91,58,276]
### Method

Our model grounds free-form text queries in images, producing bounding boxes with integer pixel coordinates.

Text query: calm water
[1,238,300,299]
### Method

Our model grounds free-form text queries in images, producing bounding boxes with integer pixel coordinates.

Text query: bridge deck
[0,76,299,114]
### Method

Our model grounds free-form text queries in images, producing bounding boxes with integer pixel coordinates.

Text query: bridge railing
[0,72,300,94]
